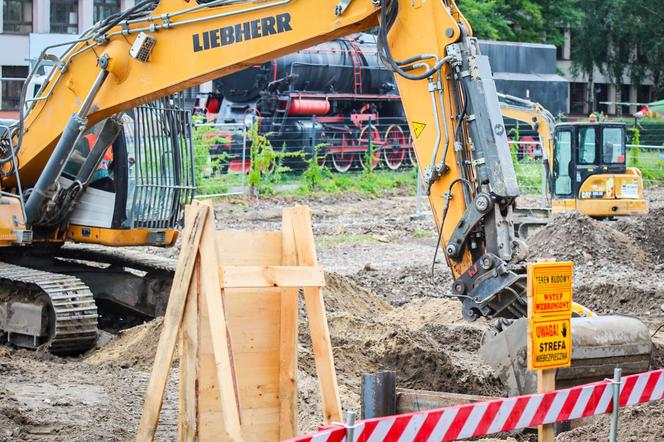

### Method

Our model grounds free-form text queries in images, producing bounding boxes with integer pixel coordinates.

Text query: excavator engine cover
[480,316,652,396]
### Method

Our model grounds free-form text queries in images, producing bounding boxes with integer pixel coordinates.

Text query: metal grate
[129,98,196,230]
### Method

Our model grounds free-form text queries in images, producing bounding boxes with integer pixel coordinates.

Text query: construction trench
[1,189,664,442]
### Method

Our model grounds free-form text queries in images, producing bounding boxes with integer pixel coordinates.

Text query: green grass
[513,158,544,194]
[293,168,418,196]
[627,148,664,185]
[315,234,377,247]
[414,228,433,238]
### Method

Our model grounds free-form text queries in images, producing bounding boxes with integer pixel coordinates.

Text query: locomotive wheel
[330,133,354,173]
[407,134,418,167]
[382,125,407,170]
[357,125,381,171]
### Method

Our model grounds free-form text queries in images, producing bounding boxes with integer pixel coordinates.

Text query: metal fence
[192,122,249,198]
[191,115,664,199]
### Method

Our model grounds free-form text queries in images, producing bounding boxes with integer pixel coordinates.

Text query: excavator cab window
[577,126,597,165]
[602,126,626,164]
[553,128,573,196]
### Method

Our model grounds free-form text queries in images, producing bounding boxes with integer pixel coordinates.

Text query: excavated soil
[1,190,664,440]
[83,318,165,369]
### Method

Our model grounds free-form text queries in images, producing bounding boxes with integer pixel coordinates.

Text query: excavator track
[0,262,98,355]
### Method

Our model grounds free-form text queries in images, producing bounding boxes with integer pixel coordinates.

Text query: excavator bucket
[480,316,652,396]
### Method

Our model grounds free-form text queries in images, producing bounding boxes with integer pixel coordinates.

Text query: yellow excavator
[499,93,649,218]
[0,0,651,394]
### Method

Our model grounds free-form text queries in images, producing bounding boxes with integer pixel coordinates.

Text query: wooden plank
[224,290,281,353]
[284,206,342,425]
[279,207,300,439]
[303,287,342,424]
[217,230,283,266]
[279,288,298,440]
[197,203,244,441]
[538,369,556,442]
[241,408,281,442]
[136,202,209,442]
[396,388,499,414]
[178,262,199,441]
[219,265,325,289]
[284,206,317,267]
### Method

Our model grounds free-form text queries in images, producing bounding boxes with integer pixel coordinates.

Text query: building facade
[556,30,656,116]
[0,0,136,116]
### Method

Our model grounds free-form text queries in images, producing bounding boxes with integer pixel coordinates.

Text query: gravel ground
[1,189,663,441]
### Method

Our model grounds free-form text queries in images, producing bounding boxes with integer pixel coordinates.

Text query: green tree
[627,1,664,99]
[458,0,582,46]
[456,0,512,40]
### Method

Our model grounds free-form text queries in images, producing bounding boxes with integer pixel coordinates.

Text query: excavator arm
[498,92,556,164]
[7,0,527,322]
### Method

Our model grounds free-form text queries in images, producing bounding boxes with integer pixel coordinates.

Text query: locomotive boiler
[200,33,414,172]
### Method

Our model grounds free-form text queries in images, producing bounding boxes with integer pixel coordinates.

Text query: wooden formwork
[136,201,341,441]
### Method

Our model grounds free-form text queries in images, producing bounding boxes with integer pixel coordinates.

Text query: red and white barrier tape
[287,369,664,442]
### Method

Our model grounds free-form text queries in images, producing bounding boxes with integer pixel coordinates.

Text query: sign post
[527,261,574,442]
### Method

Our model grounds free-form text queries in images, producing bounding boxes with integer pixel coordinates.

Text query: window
[2,0,33,33]
[602,127,625,164]
[94,0,121,23]
[50,0,78,34]
[577,127,597,164]
[1,66,28,110]
[554,129,573,196]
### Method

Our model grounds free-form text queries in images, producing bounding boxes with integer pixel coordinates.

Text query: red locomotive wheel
[382,125,407,170]
[330,133,354,173]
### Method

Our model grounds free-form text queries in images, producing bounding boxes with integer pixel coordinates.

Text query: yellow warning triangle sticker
[412,122,426,139]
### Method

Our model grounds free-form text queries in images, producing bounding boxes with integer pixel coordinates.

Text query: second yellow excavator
[499,93,649,218]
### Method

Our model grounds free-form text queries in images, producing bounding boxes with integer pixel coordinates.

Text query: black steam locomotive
[198,33,414,172]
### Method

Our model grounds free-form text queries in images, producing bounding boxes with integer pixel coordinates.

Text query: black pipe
[25,58,109,226]
[25,115,86,225]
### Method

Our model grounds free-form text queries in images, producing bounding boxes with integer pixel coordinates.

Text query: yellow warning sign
[529,316,572,370]
[529,262,573,317]
[412,122,426,139]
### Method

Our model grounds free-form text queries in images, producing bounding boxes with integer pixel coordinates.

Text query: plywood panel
[217,230,283,266]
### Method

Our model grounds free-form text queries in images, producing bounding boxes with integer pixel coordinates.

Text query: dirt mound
[84,318,164,369]
[351,265,453,306]
[323,272,392,317]
[556,401,664,441]
[574,280,664,316]
[614,207,664,263]
[528,211,653,269]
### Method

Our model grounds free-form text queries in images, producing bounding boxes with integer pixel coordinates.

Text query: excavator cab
[551,122,648,217]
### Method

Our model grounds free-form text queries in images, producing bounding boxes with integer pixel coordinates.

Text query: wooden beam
[137,202,209,442]
[178,262,199,441]
[284,205,342,425]
[279,209,299,439]
[303,287,342,424]
[197,201,244,441]
[395,388,499,414]
[218,266,325,289]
